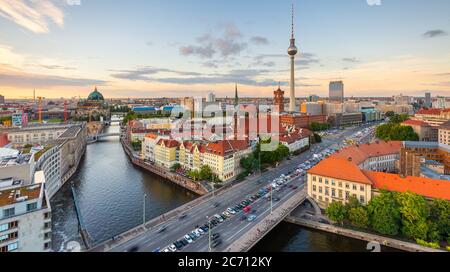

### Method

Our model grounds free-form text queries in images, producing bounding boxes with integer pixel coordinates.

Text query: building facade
[0,180,52,252]
[329,81,344,103]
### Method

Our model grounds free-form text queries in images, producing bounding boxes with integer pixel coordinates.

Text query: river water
[51,124,399,252]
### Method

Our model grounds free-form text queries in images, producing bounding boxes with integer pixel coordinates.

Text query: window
[345,191,350,200]
[360,196,365,203]
[325,179,329,185]
[331,180,336,186]
[339,190,343,199]
[319,178,323,183]
[338,182,342,188]
[0,223,8,232]
[353,184,357,190]
[7,242,18,252]
[0,234,8,242]
[44,222,51,230]
[27,202,38,212]
[319,187,323,193]
[346,183,350,189]
[332,189,336,197]
[313,185,317,192]
[360,186,365,192]
[325,187,329,196]
[3,208,15,218]
[44,242,51,250]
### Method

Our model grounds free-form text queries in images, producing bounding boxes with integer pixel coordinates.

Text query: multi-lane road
[107,124,378,252]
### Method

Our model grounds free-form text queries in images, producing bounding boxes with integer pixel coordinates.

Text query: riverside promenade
[121,138,209,195]
[285,216,445,252]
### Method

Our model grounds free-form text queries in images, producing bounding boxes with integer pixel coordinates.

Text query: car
[273,197,281,202]
[152,248,161,253]
[188,233,197,240]
[157,226,167,233]
[163,248,171,253]
[241,215,247,221]
[169,245,177,252]
[292,186,298,190]
[174,241,183,250]
[127,246,140,252]
[214,215,224,223]
[179,214,187,220]
[212,233,220,240]
[180,239,189,246]
[223,211,231,218]
[247,215,257,222]
[197,228,205,235]
[227,208,236,214]
[213,202,220,207]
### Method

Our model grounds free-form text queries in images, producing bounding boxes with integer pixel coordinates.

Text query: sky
[0,0,449,99]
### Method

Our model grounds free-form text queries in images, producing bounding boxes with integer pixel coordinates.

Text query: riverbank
[285,216,445,252]
[120,138,209,195]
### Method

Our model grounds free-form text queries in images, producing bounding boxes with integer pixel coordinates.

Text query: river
[51,123,398,252]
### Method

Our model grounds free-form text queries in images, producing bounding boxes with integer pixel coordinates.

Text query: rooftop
[0,183,43,207]
[58,125,82,139]
[403,141,439,149]
[364,171,450,201]
[308,157,373,185]
[331,141,402,165]
[402,119,431,127]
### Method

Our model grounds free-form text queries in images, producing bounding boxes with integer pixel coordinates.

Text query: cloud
[179,23,247,59]
[110,66,281,87]
[433,72,450,76]
[295,53,320,68]
[342,57,360,63]
[201,61,219,68]
[422,29,448,39]
[110,66,202,81]
[40,64,76,70]
[0,68,107,88]
[250,36,269,45]
[0,0,65,33]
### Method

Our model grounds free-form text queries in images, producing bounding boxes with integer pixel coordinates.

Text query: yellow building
[155,139,179,168]
[307,157,373,209]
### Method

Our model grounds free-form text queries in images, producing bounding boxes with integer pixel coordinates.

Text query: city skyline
[0,0,450,99]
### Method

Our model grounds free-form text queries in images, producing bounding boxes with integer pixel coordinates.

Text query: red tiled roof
[279,128,312,144]
[331,141,402,166]
[402,119,430,127]
[308,157,373,185]
[364,171,450,201]
[157,139,179,148]
[416,109,443,115]
[206,140,249,156]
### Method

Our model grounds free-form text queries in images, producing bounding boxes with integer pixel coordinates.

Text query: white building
[142,133,171,162]
[206,92,216,103]
[0,176,52,252]
[279,129,311,153]
[0,150,35,185]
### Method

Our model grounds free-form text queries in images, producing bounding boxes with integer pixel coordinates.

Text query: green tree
[309,122,330,132]
[170,163,181,172]
[367,191,401,236]
[427,199,450,242]
[376,123,419,141]
[199,165,213,181]
[385,111,395,118]
[389,114,410,124]
[396,192,429,241]
[348,207,370,229]
[313,133,322,143]
[326,201,347,225]
[187,170,200,181]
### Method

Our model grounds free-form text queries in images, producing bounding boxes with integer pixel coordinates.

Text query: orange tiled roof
[331,141,402,165]
[145,133,159,140]
[402,119,430,127]
[416,109,443,115]
[206,140,249,156]
[308,157,373,185]
[364,171,450,201]
[157,139,179,148]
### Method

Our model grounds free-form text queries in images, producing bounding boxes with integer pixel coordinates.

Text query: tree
[187,170,200,181]
[309,122,330,132]
[348,207,369,229]
[385,111,395,118]
[326,201,347,225]
[389,114,410,124]
[367,191,401,236]
[376,123,419,141]
[199,165,213,181]
[396,192,429,241]
[313,133,322,143]
[426,198,450,242]
[170,163,181,172]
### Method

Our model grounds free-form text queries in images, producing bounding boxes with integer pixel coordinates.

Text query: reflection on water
[51,125,196,251]
[252,222,402,252]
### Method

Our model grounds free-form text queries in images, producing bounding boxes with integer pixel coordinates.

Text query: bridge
[88,125,367,252]
[87,133,121,143]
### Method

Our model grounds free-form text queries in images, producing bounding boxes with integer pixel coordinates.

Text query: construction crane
[37,97,44,123]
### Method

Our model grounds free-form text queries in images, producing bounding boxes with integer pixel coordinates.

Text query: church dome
[88,87,104,101]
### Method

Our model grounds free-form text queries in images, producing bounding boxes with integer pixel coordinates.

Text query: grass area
[34,146,54,161]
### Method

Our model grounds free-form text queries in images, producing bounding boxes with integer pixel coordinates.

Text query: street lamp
[270,187,273,214]
[206,216,212,252]
[143,194,147,225]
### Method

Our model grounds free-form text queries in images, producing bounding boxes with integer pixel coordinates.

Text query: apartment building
[401,119,438,142]
[0,177,52,252]
[142,132,171,162]
[155,139,180,168]
[279,128,312,153]
[0,150,35,185]
[412,108,450,127]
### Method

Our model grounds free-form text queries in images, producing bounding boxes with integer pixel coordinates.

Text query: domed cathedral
[76,87,110,121]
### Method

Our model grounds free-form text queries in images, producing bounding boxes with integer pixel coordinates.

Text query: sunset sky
[0,0,449,99]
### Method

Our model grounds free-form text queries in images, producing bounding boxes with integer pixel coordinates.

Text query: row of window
[2,202,38,218]
[0,232,18,243]
[0,221,18,233]
[0,242,18,252]
[311,176,365,192]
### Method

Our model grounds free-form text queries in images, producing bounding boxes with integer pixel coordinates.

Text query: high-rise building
[287,3,298,113]
[435,96,446,109]
[0,95,4,105]
[308,95,319,102]
[273,85,285,113]
[234,84,239,107]
[329,81,344,103]
[394,94,410,105]
[206,92,216,103]
[425,92,432,108]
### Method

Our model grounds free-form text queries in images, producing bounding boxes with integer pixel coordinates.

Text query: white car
[227,208,236,215]
[169,245,177,252]
[197,228,205,235]
[184,235,193,244]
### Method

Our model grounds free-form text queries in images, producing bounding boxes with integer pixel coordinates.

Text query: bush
[416,239,440,249]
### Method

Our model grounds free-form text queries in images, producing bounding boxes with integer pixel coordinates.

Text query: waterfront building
[155,139,180,168]
[0,148,35,185]
[0,178,52,252]
[307,151,450,209]
[329,81,344,103]
[6,125,69,145]
[401,119,438,142]
[142,132,171,162]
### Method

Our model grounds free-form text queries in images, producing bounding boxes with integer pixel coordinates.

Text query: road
[107,124,377,252]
